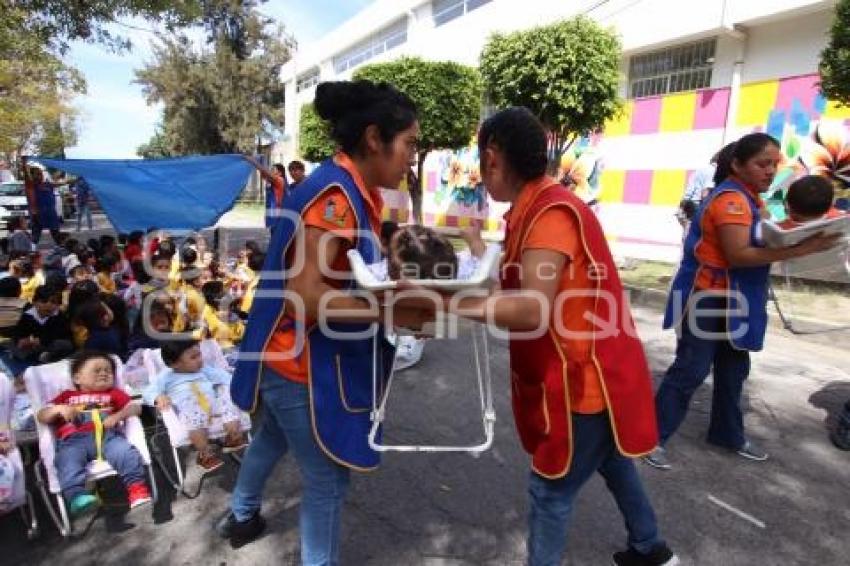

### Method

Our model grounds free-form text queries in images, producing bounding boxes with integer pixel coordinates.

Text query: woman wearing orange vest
[448,108,678,566]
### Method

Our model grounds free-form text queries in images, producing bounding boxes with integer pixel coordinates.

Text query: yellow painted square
[458,216,472,228]
[604,101,634,137]
[736,80,780,126]
[824,100,850,120]
[598,169,626,203]
[659,92,696,132]
[651,169,687,206]
[486,218,501,232]
[434,213,446,227]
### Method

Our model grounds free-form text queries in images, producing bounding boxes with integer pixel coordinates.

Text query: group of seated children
[0,229,265,372]
[0,230,264,518]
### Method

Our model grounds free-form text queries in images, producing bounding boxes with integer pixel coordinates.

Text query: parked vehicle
[0,180,67,232]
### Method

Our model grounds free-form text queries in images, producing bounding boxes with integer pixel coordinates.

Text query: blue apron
[264,178,285,229]
[663,179,770,351]
[232,158,394,470]
[35,181,60,229]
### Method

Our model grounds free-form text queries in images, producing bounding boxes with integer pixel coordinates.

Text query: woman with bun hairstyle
[444,108,678,565]
[219,80,429,561]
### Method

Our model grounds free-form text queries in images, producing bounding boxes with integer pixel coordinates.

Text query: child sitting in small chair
[778,175,846,229]
[144,339,248,473]
[37,351,151,517]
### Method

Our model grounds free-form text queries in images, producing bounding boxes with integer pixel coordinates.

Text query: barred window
[628,38,716,98]
[296,68,320,93]
[333,19,408,74]
[432,0,492,27]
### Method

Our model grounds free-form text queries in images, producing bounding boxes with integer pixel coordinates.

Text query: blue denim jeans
[527,412,662,566]
[55,430,146,501]
[77,202,93,231]
[230,367,350,566]
[655,295,751,449]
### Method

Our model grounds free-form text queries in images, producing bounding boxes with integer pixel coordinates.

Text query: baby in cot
[36,351,151,517]
[777,175,846,229]
[144,339,248,473]
[369,223,486,281]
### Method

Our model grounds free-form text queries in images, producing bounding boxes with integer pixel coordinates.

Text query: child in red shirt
[37,351,151,516]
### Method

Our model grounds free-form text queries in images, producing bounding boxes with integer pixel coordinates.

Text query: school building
[274,0,849,261]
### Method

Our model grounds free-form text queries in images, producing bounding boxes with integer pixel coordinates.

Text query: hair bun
[314,80,382,122]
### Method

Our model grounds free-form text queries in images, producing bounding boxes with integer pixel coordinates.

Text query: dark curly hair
[388,226,458,280]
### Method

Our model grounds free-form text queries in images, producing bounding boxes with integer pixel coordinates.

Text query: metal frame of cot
[346,244,502,455]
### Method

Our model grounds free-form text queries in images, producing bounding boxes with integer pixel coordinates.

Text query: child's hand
[155,395,171,411]
[101,414,122,429]
[57,404,78,422]
[460,225,486,258]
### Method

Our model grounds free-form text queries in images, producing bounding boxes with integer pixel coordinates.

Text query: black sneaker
[612,543,680,566]
[216,510,266,548]
[830,401,850,451]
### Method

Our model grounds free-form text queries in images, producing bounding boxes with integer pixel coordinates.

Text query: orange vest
[501,179,658,478]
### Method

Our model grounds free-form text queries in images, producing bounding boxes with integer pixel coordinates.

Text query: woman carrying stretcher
[644,134,841,471]
[444,107,679,566]
[219,80,431,563]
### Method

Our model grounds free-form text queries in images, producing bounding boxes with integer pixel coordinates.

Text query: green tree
[5,0,201,54]
[135,1,293,155]
[1,1,205,160]
[480,16,622,172]
[136,125,173,158]
[353,57,482,223]
[820,0,850,105]
[298,103,336,162]
[0,6,85,157]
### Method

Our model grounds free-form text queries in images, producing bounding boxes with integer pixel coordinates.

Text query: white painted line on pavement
[706,494,766,529]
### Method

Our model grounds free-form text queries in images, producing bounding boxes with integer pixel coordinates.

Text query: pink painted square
[426,171,438,192]
[630,97,662,134]
[775,74,820,116]
[623,170,653,204]
[694,88,730,130]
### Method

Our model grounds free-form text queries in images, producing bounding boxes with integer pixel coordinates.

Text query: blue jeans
[230,368,350,566]
[77,202,92,231]
[527,412,662,566]
[55,430,146,501]
[655,295,751,449]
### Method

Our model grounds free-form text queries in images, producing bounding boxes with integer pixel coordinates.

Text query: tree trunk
[412,150,427,225]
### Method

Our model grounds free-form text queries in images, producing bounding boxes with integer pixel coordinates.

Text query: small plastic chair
[23,357,157,537]
[143,339,250,493]
[0,375,38,539]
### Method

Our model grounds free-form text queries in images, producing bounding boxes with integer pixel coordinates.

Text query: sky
[64,0,375,159]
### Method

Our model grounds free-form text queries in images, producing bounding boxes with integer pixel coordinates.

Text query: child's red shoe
[127,482,152,509]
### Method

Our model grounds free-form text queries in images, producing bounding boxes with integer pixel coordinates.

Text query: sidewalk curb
[622,283,840,338]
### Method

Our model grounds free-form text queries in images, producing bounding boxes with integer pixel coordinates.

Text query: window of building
[333,19,408,74]
[432,0,492,27]
[628,38,716,98]
[296,68,320,92]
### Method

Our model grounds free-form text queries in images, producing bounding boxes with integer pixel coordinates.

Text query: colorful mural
[598,73,850,210]
[379,72,850,252]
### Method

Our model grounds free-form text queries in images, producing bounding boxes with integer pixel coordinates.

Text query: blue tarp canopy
[34,154,254,233]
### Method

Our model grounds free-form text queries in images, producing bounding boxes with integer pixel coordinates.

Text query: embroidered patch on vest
[725,201,746,215]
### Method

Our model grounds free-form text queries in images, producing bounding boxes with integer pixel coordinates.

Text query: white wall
[740,7,833,83]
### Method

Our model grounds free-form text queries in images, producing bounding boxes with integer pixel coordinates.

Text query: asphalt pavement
[3,304,849,565]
